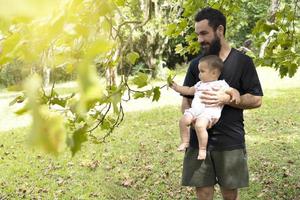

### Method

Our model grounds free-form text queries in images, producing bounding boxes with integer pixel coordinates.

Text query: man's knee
[196,186,214,200]
[221,188,239,200]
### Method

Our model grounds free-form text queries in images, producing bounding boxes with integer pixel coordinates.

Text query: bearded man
[180,7,263,200]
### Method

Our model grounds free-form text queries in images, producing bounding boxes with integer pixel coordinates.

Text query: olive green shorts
[182,147,249,189]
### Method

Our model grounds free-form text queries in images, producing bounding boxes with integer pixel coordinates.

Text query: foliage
[0,88,300,199]
[252,1,300,77]
[0,0,169,155]
[165,0,299,77]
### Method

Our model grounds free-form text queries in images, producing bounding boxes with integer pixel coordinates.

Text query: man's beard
[201,34,221,56]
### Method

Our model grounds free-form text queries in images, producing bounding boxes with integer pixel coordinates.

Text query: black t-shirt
[183,48,263,151]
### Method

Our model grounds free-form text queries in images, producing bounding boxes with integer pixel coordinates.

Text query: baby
[171,55,240,160]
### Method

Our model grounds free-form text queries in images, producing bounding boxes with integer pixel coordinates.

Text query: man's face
[195,19,221,56]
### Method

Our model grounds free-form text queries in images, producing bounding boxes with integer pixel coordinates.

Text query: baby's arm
[225,87,241,104]
[171,82,195,96]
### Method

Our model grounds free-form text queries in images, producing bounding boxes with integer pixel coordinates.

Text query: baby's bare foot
[197,149,207,160]
[177,143,189,152]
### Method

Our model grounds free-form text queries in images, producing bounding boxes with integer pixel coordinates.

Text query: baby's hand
[170,81,177,90]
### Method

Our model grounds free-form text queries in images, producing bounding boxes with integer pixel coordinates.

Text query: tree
[253,0,299,77]
[165,0,299,77]
[1,0,165,156]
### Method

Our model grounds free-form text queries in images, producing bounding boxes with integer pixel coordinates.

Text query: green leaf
[178,19,188,30]
[14,103,29,115]
[165,23,177,36]
[101,18,112,32]
[152,87,160,102]
[0,33,21,65]
[288,63,297,78]
[175,44,185,56]
[107,85,124,113]
[49,11,66,37]
[133,92,145,99]
[70,127,88,156]
[77,63,105,113]
[101,119,111,130]
[113,0,125,6]
[252,19,265,35]
[98,1,116,16]
[0,0,61,19]
[23,74,42,109]
[126,52,139,65]
[75,24,89,37]
[51,97,67,107]
[9,95,25,106]
[132,72,148,88]
[65,63,75,73]
[279,65,288,78]
[146,89,152,98]
[29,106,67,155]
[101,117,116,130]
[167,74,174,86]
[86,38,114,59]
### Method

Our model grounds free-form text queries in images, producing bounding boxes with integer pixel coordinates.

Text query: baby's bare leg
[178,114,193,151]
[194,117,210,160]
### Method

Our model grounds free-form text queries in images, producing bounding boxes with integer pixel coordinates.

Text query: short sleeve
[183,59,200,87]
[182,56,201,98]
[240,57,263,96]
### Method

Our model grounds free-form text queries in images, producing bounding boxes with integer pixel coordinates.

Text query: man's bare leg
[196,186,214,200]
[220,188,239,200]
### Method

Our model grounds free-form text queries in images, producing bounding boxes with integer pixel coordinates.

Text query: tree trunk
[105,67,117,86]
[269,0,280,22]
[259,0,280,58]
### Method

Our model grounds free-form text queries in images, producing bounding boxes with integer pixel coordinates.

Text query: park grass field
[0,86,299,199]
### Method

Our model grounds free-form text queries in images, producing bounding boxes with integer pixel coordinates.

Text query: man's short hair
[194,7,226,35]
[199,55,223,72]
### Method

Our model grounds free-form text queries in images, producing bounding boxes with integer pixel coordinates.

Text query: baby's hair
[199,55,223,72]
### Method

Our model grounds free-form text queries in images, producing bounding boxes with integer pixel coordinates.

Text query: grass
[0,87,300,199]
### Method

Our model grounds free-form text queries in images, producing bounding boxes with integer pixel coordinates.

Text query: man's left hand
[200,89,231,107]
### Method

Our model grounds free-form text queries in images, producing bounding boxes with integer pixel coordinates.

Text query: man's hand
[200,89,231,107]
[226,88,241,104]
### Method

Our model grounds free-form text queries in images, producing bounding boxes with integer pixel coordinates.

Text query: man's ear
[217,25,224,37]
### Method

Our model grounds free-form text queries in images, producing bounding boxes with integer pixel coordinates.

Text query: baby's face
[198,62,218,82]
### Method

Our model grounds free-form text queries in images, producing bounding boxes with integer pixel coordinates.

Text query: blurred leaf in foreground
[24,74,66,155]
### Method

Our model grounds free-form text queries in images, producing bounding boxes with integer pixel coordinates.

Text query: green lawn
[0,88,300,200]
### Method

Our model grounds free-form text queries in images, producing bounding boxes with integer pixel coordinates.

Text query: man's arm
[225,87,240,105]
[181,97,192,113]
[200,89,262,109]
[231,93,262,109]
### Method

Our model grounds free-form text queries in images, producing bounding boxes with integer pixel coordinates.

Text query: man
[181,7,263,200]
